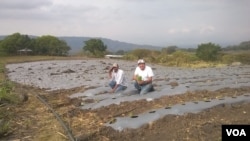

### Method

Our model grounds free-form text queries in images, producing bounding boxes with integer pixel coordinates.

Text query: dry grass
[188,61,227,68]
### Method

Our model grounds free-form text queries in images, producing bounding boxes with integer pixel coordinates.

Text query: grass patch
[0,63,5,80]
[0,80,18,104]
[0,80,19,137]
[0,120,9,136]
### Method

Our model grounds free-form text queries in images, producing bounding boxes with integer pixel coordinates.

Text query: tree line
[222,41,250,51]
[0,33,108,57]
[1,33,249,65]
[0,33,71,56]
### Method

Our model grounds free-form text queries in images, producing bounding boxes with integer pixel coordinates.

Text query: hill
[58,36,163,54]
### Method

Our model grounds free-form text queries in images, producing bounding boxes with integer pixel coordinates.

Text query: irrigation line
[36,94,76,141]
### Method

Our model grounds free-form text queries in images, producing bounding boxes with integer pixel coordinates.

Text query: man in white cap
[133,59,154,95]
[108,63,127,93]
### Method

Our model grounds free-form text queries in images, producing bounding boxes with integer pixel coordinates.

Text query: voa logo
[226,129,246,136]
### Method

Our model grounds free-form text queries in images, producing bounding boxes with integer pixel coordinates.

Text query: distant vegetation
[123,42,250,67]
[0,33,70,56]
[1,32,250,67]
[222,41,250,51]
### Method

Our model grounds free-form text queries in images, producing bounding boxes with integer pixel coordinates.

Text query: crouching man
[108,63,127,93]
[133,59,154,95]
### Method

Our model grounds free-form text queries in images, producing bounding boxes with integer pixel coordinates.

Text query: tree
[196,42,221,61]
[131,49,151,59]
[115,50,125,55]
[83,39,107,57]
[34,35,70,56]
[167,46,178,54]
[0,33,33,55]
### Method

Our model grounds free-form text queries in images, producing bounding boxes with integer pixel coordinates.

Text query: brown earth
[1,82,250,141]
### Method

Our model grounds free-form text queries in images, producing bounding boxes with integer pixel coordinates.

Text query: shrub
[196,42,221,61]
[168,51,198,67]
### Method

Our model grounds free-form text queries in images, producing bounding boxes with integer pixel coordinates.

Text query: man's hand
[137,80,145,85]
[137,80,143,85]
[110,84,118,93]
[110,89,115,93]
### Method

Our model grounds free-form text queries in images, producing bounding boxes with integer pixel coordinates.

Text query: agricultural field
[1,56,250,141]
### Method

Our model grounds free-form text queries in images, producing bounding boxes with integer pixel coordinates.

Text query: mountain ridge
[58,36,163,54]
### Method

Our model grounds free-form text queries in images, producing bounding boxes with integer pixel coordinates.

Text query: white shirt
[134,66,154,81]
[111,69,127,86]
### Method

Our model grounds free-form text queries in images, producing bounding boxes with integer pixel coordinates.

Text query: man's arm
[133,74,137,80]
[110,84,119,93]
[145,76,153,84]
[109,67,113,79]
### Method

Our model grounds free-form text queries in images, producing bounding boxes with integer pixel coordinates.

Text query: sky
[0,0,250,48]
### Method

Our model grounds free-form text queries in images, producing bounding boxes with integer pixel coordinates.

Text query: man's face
[138,63,145,70]
[113,67,118,72]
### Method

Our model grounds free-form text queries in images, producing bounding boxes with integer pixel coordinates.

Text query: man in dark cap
[108,63,127,93]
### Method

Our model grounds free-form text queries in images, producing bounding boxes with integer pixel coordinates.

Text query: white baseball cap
[112,63,118,68]
[137,59,145,64]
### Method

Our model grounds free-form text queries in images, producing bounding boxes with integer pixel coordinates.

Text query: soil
[1,80,250,141]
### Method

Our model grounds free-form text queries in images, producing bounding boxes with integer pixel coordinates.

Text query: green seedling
[136,75,142,81]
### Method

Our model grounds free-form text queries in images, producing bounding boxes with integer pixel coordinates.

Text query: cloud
[168,27,191,34]
[199,26,215,34]
[0,0,250,47]
[0,0,52,9]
